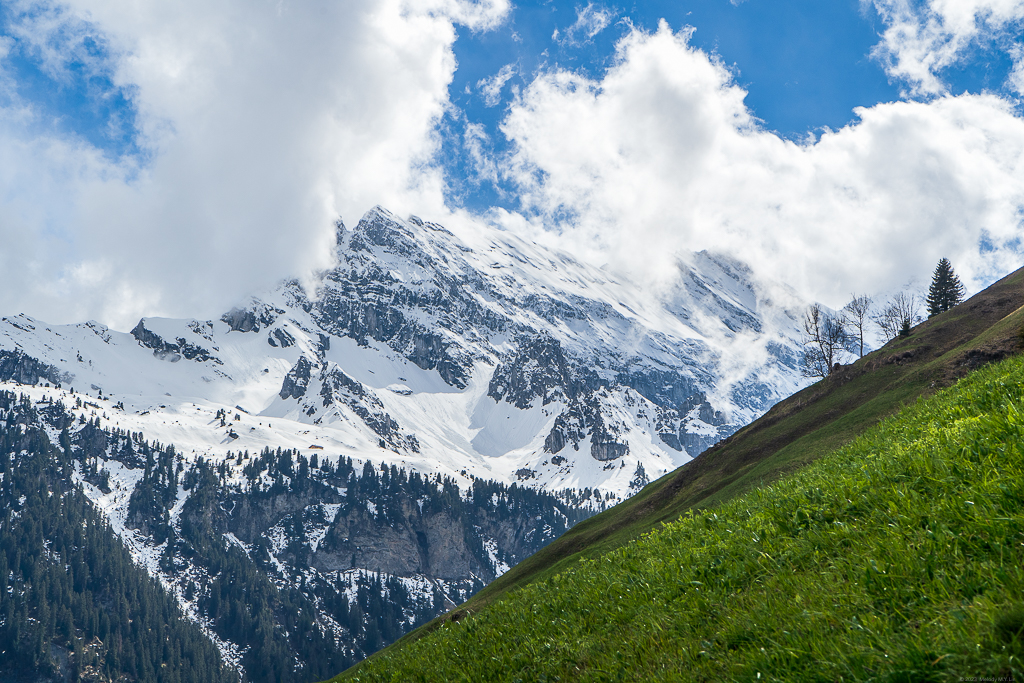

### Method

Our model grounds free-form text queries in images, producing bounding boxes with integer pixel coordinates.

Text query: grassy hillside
[341,340,1024,682]
[332,266,1024,678]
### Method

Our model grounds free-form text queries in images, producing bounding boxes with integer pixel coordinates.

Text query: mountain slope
[340,346,1024,682]
[339,264,1024,673]
[0,384,593,681]
[0,391,234,683]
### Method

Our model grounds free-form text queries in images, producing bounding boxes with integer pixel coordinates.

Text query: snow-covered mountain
[0,206,807,501]
[0,206,811,680]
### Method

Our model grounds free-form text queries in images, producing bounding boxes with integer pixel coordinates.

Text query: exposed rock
[220,302,283,333]
[544,403,587,454]
[591,441,629,461]
[268,327,296,348]
[489,337,583,409]
[131,319,218,363]
[0,349,70,386]
[279,356,313,400]
[318,366,420,452]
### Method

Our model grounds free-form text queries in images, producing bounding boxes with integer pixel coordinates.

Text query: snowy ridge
[0,206,809,501]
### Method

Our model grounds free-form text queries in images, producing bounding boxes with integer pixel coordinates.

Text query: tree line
[801,258,966,378]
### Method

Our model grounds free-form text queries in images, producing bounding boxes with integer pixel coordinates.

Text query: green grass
[334,268,1024,678]
[445,274,1024,619]
[340,353,1024,682]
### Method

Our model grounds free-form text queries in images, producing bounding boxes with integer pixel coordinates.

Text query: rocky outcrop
[316,508,481,579]
[279,356,313,400]
[131,319,218,363]
[308,289,472,390]
[591,441,629,461]
[489,335,739,459]
[268,327,296,348]
[220,302,283,333]
[488,337,586,409]
[278,358,420,452]
[0,349,70,386]
[310,482,572,581]
[544,402,587,454]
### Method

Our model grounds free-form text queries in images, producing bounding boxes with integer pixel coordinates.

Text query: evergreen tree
[926,258,966,317]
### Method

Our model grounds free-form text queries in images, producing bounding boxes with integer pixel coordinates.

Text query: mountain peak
[0,206,808,498]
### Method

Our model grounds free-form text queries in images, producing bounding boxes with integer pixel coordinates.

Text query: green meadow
[342,352,1024,682]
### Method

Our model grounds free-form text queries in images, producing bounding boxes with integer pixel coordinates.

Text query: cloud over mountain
[494,22,1024,306]
[0,0,509,325]
[0,0,1021,326]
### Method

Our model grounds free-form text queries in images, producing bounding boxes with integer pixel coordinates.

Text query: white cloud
[869,0,1024,95]
[463,122,500,184]
[0,0,510,327]
[477,63,515,106]
[1009,42,1024,94]
[495,21,1024,308]
[558,3,614,46]
[2,0,1023,335]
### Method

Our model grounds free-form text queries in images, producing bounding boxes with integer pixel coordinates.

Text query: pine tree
[926,258,966,317]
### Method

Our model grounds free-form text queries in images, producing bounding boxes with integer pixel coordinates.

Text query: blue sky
[0,0,1022,325]
[0,4,130,154]
[5,0,1018,211]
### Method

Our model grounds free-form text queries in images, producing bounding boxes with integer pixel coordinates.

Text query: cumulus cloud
[0,0,509,327]
[493,21,1024,308]
[869,0,1024,95]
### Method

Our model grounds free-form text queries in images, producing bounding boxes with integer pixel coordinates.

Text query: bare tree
[843,294,873,358]
[801,303,850,378]
[872,291,923,343]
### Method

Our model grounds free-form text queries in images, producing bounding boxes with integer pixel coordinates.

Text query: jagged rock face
[277,354,421,452]
[280,355,313,399]
[221,303,282,333]
[308,281,473,390]
[315,508,480,580]
[132,319,218,363]
[317,365,420,452]
[297,209,802,477]
[488,337,585,408]
[268,327,296,348]
[312,490,562,581]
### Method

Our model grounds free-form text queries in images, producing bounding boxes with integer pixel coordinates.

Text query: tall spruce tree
[926,257,965,318]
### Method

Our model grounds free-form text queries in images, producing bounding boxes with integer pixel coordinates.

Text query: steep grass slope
[341,336,1024,682]
[336,265,1024,676]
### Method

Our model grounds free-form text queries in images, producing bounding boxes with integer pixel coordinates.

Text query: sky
[0,0,1022,328]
